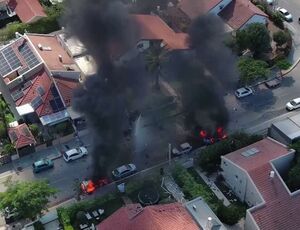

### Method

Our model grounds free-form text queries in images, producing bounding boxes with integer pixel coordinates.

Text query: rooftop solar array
[0,39,41,78]
[18,42,40,69]
[31,96,43,110]
[50,86,64,112]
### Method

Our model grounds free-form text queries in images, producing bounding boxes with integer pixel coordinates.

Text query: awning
[16,104,34,116]
[40,109,70,126]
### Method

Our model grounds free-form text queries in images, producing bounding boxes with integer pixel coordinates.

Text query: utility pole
[168,143,171,165]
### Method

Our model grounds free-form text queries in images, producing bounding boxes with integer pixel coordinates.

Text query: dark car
[265,78,281,88]
[32,159,54,173]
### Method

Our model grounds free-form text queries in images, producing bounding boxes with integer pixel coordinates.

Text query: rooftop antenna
[269,170,275,179]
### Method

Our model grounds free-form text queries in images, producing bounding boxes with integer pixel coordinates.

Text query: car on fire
[80,178,109,194]
[172,142,193,156]
[63,146,88,162]
[112,163,137,180]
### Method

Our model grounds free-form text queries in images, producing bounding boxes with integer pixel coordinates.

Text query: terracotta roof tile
[224,138,300,230]
[27,34,74,71]
[53,76,79,107]
[132,14,188,50]
[14,68,63,117]
[178,0,222,19]
[97,203,200,230]
[9,0,46,23]
[219,0,268,30]
[224,138,289,172]
[8,123,36,149]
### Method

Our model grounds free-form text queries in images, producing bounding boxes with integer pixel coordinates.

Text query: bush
[273,31,289,47]
[217,205,243,225]
[33,221,45,230]
[270,12,284,29]
[0,121,6,139]
[198,132,262,173]
[5,113,15,124]
[2,144,15,155]
[57,207,74,230]
[29,124,39,138]
[275,57,291,70]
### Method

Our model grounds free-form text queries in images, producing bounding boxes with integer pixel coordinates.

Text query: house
[8,0,46,23]
[268,113,300,145]
[118,14,188,63]
[8,123,36,157]
[0,33,81,127]
[97,203,200,230]
[174,0,268,31]
[221,137,300,230]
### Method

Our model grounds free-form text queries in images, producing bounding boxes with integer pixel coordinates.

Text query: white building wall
[209,0,232,15]
[240,15,267,30]
[245,211,259,230]
[244,176,263,207]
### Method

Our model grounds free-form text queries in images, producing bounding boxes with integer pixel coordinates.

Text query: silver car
[112,164,137,180]
[172,142,193,156]
[235,87,253,98]
[286,98,300,111]
[277,7,292,21]
[63,147,88,162]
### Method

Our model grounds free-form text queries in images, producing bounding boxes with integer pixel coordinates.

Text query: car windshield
[291,100,297,106]
[63,152,68,159]
[283,12,289,15]
[76,147,82,153]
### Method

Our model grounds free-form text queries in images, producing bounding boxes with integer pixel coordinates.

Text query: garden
[57,193,124,230]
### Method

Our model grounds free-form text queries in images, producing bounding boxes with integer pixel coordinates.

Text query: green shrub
[5,113,15,124]
[29,124,39,138]
[270,12,284,29]
[275,58,291,70]
[0,122,6,139]
[217,204,243,225]
[33,221,45,230]
[57,207,74,230]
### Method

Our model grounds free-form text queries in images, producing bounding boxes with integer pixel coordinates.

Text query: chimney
[58,55,63,63]
[269,170,275,179]
[206,217,212,230]
[38,43,43,50]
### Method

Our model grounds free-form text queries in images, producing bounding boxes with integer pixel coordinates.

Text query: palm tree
[145,44,169,90]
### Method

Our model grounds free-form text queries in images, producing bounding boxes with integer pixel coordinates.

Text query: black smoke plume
[63,0,145,178]
[171,15,238,133]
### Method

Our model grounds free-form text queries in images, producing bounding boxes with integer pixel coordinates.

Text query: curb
[282,57,300,76]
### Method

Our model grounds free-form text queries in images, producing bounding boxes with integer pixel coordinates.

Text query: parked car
[277,7,293,21]
[32,159,54,173]
[63,147,88,162]
[235,87,253,98]
[112,163,137,180]
[172,142,193,156]
[265,78,281,88]
[286,98,300,111]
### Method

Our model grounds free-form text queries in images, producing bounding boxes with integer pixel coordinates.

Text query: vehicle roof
[180,143,191,149]
[236,87,249,93]
[34,159,48,166]
[279,8,288,13]
[292,98,300,103]
[116,164,132,174]
[65,148,79,156]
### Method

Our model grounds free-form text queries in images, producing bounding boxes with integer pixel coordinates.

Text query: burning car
[80,178,109,195]
[198,127,227,145]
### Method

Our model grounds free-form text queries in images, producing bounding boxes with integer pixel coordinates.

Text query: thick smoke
[63,0,145,178]
[171,15,238,133]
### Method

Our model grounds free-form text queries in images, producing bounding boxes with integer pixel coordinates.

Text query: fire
[80,178,109,195]
[200,130,207,138]
[87,180,96,193]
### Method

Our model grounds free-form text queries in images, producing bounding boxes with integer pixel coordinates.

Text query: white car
[63,147,88,162]
[277,7,293,21]
[172,142,193,156]
[112,163,137,179]
[235,87,253,98]
[286,98,300,111]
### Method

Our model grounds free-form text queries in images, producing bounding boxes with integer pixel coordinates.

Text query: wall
[51,70,81,80]
[210,0,232,15]
[244,210,259,230]
[240,15,268,30]
[268,124,291,145]
[244,175,263,207]
[272,151,295,175]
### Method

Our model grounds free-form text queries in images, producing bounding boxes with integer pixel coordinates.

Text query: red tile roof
[132,14,188,50]
[178,0,222,19]
[224,138,289,172]
[15,68,60,117]
[97,203,200,230]
[9,0,46,23]
[27,34,75,71]
[224,138,300,230]
[53,76,79,107]
[8,123,36,149]
[219,0,268,30]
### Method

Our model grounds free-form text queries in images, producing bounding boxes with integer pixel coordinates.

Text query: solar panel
[50,86,59,97]
[18,42,40,68]
[18,66,29,75]
[11,90,24,101]
[0,52,12,77]
[31,96,43,110]
[22,80,32,90]
[36,86,45,96]
[2,46,21,70]
[50,98,64,112]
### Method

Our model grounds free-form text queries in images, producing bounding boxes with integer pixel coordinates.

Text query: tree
[217,205,243,225]
[2,143,15,155]
[145,44,168,89]
[275,57,291,70]
[287,164,300,191]
[238,57,269,85]
[0,121,6,139]
[29,124,39,138]
[236,23,271,57]
[0,180,57,220]
[271,12,284,29]
[273,31,289,47]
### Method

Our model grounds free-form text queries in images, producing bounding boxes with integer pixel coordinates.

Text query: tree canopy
[0,180,57,219]
[236,23,271,57]
[273,31,289,47]
[238,57,269,85]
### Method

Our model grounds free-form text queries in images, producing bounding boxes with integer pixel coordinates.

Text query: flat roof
[185,197,226,230]
[74,55,97,76]
[272,113,300,140]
